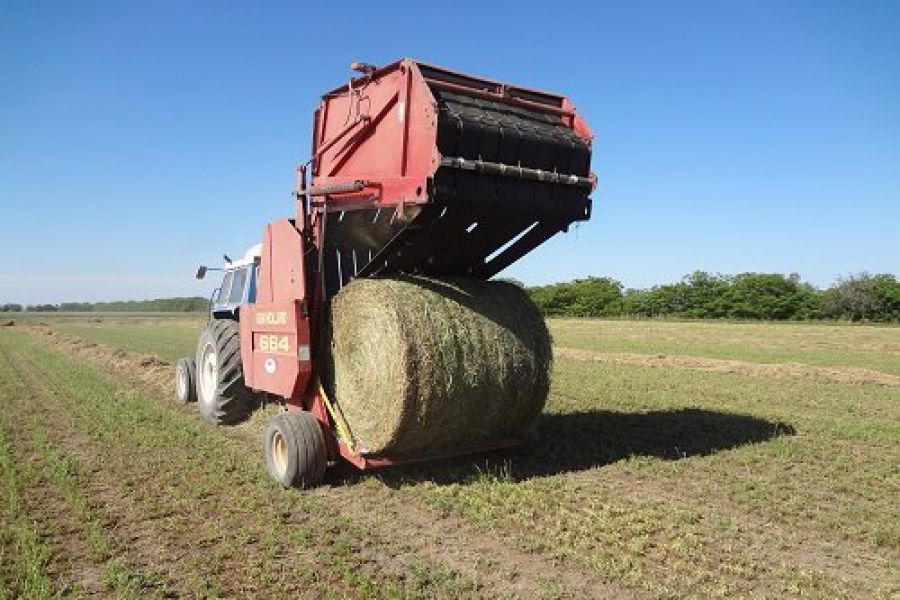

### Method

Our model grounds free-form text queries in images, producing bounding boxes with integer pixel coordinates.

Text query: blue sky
[1,1,898,304]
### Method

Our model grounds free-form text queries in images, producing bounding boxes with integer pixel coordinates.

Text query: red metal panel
[310,58,594,214]
[242,219,312,398]
[311,59,439,211]
[562,97,594,143]
[255,219,307,304]
[242,301,312,398]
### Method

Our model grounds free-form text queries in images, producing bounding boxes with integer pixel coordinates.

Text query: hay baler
[177,59,595,487]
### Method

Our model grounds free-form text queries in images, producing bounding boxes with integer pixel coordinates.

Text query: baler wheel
[264,412,327,488]
[195,319,253,425]
[174,357,197,404]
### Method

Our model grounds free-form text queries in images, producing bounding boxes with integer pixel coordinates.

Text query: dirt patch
[138,356,168,368]
[554,346,900,387]
[1,423,108,596]
[316,478,644,600]
[2,345,189,595]
[4,337,362,598]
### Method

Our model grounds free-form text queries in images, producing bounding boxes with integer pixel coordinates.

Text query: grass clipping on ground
[327,276,552,456]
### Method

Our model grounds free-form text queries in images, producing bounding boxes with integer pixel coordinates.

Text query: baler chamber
[307,59,595,298]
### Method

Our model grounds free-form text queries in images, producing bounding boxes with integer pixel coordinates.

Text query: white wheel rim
[198,342,217,407]
[176,365,187,398]
[272,430,288,478]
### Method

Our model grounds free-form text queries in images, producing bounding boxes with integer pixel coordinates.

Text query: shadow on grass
[331,407,795,486]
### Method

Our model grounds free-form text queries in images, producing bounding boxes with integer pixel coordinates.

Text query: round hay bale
[327,276,551,455]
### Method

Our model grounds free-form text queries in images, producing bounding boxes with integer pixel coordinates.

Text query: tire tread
[264,412,327,488]
[196,319,254,425]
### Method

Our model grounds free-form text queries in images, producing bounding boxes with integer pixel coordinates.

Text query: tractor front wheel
[174,357,197,404]
[195,319,254,425]
[264,412,327,488]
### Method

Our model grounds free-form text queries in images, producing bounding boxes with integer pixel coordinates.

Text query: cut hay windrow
[327,276,552,455]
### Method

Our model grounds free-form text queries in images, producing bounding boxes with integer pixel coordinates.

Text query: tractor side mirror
[196,266,207,280]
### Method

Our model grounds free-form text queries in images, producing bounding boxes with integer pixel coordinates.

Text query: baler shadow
[514,407,795,479]
[342,407,794,487]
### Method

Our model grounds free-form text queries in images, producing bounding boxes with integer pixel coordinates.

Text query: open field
[1,315,898,598]
[551,318,900,376]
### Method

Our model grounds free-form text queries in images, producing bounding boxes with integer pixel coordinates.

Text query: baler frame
[220,59,595,479]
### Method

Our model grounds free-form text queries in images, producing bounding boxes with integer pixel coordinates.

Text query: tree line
[0,297,208,313]
[4,272,899,322]
[527,272,900,322]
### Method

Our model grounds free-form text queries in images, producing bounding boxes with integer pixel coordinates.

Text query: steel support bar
[300,180,367,196]
[440,156,594,189]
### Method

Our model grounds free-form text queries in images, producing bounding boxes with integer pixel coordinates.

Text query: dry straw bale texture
[327,276,552,455]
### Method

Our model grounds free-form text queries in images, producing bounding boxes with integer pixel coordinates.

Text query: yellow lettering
[255,311,288,326]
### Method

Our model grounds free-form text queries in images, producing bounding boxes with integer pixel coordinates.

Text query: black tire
[174,357,197,404]
[264,412,327,488]
[195,319,253,425]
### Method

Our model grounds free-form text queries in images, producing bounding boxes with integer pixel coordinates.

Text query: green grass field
[1,315,897,598]
[52,315,205,363]
[550,318,900,376]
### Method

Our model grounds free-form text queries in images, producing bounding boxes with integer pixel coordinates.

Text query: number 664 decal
[258,334,290,354]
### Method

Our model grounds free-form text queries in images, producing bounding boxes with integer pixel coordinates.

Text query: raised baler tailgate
[313,59,594,297]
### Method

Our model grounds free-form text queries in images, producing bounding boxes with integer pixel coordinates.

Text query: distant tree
[528,271,836,321]
[680,271,731,318]
[89,297,208,312]
[19,297,208,314]
[639,283,691,317]
[568,277,624,316]
[625,272,732,318]
[0,303,23,312]
[59,302,94,312]
[27,304,59,312]
[529,282,580,316]
[822,273,900,322]
[620,288,654,317]
[720,273,818,320]
[530,277,623,317]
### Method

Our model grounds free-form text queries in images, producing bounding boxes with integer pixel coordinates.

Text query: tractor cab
[196,244,261,319]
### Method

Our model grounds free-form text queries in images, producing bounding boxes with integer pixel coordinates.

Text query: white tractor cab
[195,243,262,319]
[175,243,263,416]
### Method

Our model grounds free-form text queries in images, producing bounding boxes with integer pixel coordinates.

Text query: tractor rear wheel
[174,357,197,404]
[264,412,327,488]
[195,319,254,425]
